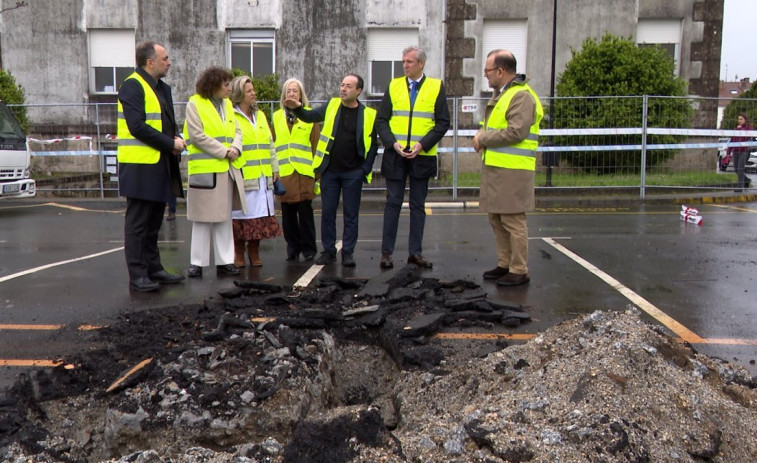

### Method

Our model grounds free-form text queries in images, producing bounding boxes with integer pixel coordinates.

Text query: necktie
[409,81,418,107]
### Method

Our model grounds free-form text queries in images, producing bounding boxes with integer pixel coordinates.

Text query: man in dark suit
[376,46,450,269]
[117,41,186,292]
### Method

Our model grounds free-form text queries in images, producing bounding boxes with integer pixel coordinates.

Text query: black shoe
[129,277,160,292]
[342,252,356,267]
[216,264,240,275]
[496,273,530,287]
[483,266,509,280]
[315,251,336,265]
[302,253,315,262]
[286,252,299,261]
[149,270,185,284]
[187,265,203,278]
[380,252,394,269]
[407,254,433,269]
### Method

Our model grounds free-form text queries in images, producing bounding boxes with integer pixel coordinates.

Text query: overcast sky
[720,0,756,81]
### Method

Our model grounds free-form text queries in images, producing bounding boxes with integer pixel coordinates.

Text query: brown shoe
[407,254,432,269]
[496,272,530,287]
[483,266,509,280]
[380,252,393,269]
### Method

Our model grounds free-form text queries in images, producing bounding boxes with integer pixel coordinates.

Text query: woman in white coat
[183,67,247,277]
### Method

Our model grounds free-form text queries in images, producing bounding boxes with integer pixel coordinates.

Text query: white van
[0,101,35,198]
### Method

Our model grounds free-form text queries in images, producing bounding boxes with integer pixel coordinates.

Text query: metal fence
[16,95,757,199]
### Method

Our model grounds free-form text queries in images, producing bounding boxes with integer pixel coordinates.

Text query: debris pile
[2,266,757,462]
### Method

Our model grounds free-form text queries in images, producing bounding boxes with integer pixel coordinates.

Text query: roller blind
[367,28,419,61]
[636,19,681,44]
[482,20,527,91]
[89,29,135,67]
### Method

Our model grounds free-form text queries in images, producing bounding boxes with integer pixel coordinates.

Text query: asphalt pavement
[2,191,757,392]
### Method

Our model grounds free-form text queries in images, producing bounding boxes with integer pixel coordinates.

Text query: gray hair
[280,78,310,108]
[402,45,426,63]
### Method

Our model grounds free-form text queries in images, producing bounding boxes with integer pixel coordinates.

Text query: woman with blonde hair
[229,75,282,267]
[184,66,246,277]
[272,78,320,261]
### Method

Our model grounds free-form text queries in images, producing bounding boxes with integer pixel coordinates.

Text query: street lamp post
[546,0,558,187]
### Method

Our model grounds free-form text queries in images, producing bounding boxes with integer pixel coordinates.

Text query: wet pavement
[1,195,757,391]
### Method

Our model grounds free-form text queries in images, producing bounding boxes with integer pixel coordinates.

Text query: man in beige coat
[473,49,543,286]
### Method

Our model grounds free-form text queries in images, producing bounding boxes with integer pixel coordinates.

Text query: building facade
[0,0,723,130]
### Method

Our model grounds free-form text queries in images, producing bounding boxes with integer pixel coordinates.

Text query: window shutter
[367,29,419,61]
[636,19,681,44]
[89,30,135,67]
[482,20,528,91]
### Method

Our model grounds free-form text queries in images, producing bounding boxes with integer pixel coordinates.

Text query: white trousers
[190,219,234,267]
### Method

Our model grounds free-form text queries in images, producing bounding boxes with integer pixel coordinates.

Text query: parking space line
[0,247,124,283]
[293,241,343,288]
[709,204,757,213]
[542,238,706,344]
[434,333,536,341]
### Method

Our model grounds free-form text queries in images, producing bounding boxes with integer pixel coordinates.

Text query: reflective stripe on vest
[235,109,273,180]
[117,72,162,164]
[483,83,543,171]
[273,108,315,178]
[314,98,376,183]
[183,95,240,176]
[387,77,442,157]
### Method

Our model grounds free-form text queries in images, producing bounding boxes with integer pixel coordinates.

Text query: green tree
[230,69,281,124]
[722,81,757,129]
[0,68,29,132]
[552,33,692,173]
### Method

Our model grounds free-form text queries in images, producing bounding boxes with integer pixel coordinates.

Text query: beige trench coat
[476,83,538,214]
[185,98,246,223]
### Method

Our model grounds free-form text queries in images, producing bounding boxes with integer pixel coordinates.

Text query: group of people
[118,41,542,292]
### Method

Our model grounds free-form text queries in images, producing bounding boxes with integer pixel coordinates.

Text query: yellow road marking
[542,237,706,344]
[0,324,104,331]
[0,324,63,330]
[709,204,757,213]
[0,359,63,367]
[434,333,536,341]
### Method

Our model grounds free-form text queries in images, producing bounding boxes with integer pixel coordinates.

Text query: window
[637,19,682,75]
[228,30,275,78]
[482,20,528,92]
[367,28,419,95]
[88,29,135,94]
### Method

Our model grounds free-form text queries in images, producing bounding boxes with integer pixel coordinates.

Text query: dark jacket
[117,67,183,202]
[375,75,450,179]
[293,100,378,177]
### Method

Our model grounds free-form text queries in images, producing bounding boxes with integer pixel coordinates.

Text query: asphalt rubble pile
[1,265,757,462]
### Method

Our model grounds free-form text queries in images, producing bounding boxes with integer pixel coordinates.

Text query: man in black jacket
[118,41,186,292]
[283,74,378,267]
[375,46,450,269]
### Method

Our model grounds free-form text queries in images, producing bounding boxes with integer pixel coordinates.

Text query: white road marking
[0,247,124,283]
[542,237,705,343]
[293,241,343,288]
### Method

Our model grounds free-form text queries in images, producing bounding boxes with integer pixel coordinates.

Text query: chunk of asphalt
[488,300,525,312]
[358,266,404,298]
[233,281,285,293]
[400,312,446,337]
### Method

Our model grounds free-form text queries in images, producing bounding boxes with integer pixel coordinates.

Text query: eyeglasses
[484,67,501,74]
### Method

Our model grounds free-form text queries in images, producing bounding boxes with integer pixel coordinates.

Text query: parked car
[718,137,757,173]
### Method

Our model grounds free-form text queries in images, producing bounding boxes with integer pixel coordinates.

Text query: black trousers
[382,175,430,256]
[281,200,317,258]
[124,197,166,280]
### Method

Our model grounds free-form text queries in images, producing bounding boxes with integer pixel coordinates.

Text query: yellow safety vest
[314,98,376,182]
[387,77,442,156]
[483,83,543,171]
[235,109,273,180]
[183,95,243,176]
[273,109,315,178]
[117,72,162,164]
